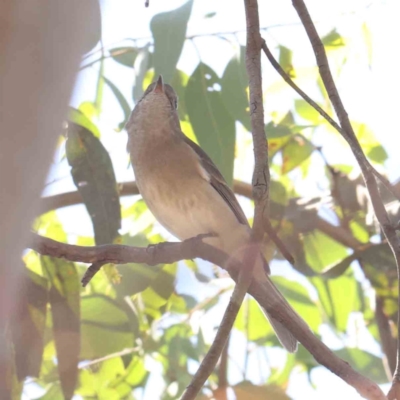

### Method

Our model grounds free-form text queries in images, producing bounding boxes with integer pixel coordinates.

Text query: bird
[126,75,297,352]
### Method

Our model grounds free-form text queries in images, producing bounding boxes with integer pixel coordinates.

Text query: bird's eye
[174,97,178,109]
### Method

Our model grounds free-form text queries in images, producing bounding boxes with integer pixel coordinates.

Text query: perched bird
[126,75,297,352]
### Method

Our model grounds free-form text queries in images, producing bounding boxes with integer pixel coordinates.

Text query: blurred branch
[30,232,386,399]
[375,296,397,379]
[291,0,400,396]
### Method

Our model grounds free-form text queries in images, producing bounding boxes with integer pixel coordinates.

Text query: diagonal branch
[29,232,386,400]
[290,1,400,394]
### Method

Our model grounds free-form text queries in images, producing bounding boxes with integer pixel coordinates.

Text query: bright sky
[29,0,400,399]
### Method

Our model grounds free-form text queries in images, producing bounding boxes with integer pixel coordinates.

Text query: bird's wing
[182,135,249,227]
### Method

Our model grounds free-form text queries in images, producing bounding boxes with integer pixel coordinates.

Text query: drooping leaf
[110,46,138,67]
[34,383,64,400]
[11,268,48,380]
[281,134,314,174]
[353,122,388,164]
[80,295,136,359]
[133,45,151,102]
[66,122,121,245]
[42,257,80,400]
[221,46,251,130]
[103,76,131,131]
[186,62,236,184]
[150,0,193,83]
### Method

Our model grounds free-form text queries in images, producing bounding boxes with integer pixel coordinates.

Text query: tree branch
[291,1,400,393]
[29,232,386,400]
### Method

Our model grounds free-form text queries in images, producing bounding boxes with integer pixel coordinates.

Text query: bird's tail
[263,309,298,352]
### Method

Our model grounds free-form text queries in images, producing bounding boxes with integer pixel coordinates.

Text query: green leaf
[294,99,321,124]
[133,46,150,102]
[110,47,138,67]
[68,107,101,138]
[42,257,80,400]
[281,134,314,174]
[34,383,64,400]
[80,295,135,359]
[354,122,388,164]
[303,230,348,272]
[186,62,236,184]
[273,277,322,332]
[170,69,190,121]
[103,76,131,131]
[279,45,295,78]
[322,29,346,48]
[150,0,193,83]
[320,253,356,279]
[312,271,361,332]
[66,122,121,245]
[233,382,291,400]
[221,46,251,130]
[235,297,273,342]
[334,348,387,384]
[11,269,48,380]
[110,357,149,396]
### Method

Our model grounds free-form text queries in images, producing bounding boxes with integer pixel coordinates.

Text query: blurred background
[16,0,400,399]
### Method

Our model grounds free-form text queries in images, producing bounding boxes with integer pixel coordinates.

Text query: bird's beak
[153,75,164,94]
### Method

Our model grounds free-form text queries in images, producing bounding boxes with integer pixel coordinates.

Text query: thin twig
[291,0,400,394]
[261,38,400,204]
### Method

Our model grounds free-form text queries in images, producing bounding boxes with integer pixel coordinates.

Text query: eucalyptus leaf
[150,0,193,83]
[66,122,121,245]
[186,62,236,184]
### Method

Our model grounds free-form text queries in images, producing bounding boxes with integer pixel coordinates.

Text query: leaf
[42,257,80,400]
[66,122,121,245]
[279,45,295,78]
[150,0,193,83]
[294,99,321,124]
[68,107,101,138]
[312,271,361,332]
[132,46,150,102]
[11,268,48,380]
[110,357,149,397]
[303,230,348,273]
[320,253,356,279]
[281,134,314,174]
[235,297,274,342]
[362,22,373,67]
[110,47,138,67]
[103,76,131,131]
[80,295,136,359]
[353,122,388,164]
[34,383,64,400]
[221,46,251,130]
[233,382,291,400]
[204,12,216,18]
[322,29,346,48]
[273,277,322,332]
[334,348,387,384]
[186,62,236,184]
[265,121,293,158]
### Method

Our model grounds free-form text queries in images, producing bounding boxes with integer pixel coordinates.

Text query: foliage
[10,1,397,400]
